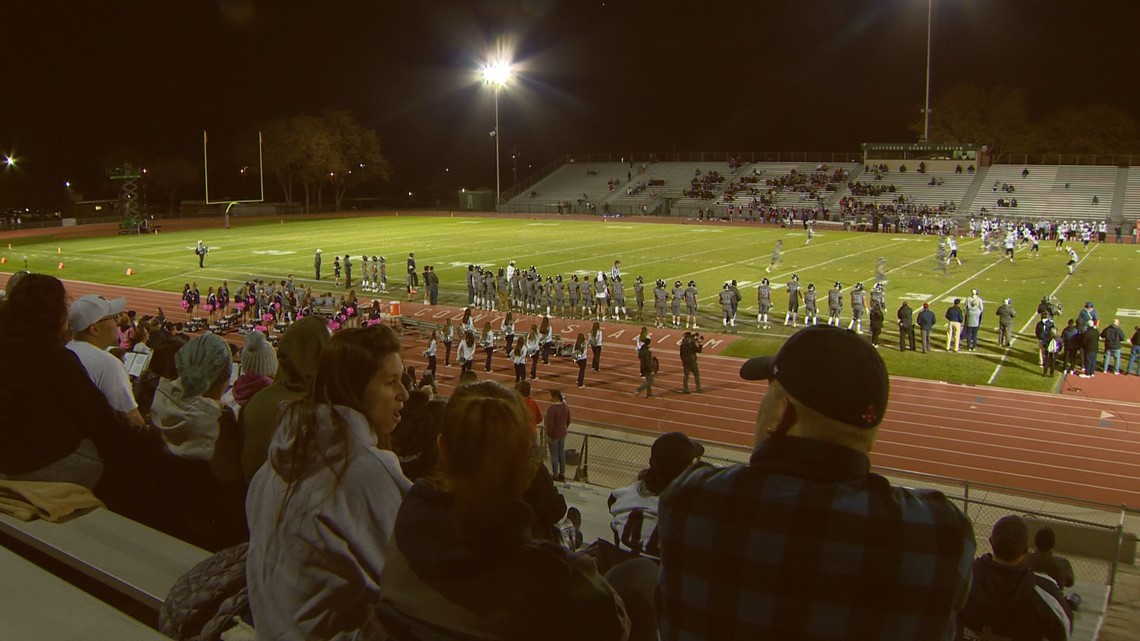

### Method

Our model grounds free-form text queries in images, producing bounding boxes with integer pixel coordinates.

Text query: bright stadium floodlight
[482,59,513,211]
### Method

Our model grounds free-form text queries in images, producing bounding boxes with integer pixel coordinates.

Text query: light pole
[923,0,933,143]
[482,60,512,211]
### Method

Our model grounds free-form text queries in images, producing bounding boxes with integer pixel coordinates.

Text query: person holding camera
[680,331,703,394]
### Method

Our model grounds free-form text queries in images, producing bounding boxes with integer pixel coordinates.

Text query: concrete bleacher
[970,165,1057,218]
[1120,167,1140,223]
[502,161,630,214]
[846,169,975,211]
[1043,166,1116,220]
[606,162,734,215]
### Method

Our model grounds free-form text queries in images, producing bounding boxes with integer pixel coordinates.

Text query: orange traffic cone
[126,268,134,276]
[0,256,6,264]
[58,262,65,269]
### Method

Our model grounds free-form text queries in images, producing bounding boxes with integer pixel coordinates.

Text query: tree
[320,110,393,211]
[251,111,392,212]
[146,155,199,213]
[1038,105,1138,156]
[924,84,1037,162]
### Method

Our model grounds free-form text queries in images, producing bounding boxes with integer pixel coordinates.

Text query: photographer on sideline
[680,331,703,394]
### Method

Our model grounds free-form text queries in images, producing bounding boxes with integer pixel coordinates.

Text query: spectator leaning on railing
[656,325,975,641]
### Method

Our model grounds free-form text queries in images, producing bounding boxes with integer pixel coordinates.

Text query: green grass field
[4,214,1137,392]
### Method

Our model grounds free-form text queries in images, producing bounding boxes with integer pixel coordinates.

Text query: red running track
[7,274,1140,508]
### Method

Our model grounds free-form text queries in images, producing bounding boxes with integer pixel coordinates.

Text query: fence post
[1109,509,1126,594]
[963,480,970,518]
[574,434,590,483]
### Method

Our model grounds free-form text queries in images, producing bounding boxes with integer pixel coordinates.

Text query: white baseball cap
[69,294,127,334]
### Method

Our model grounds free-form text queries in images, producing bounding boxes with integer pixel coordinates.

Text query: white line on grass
[986,243,1100,385]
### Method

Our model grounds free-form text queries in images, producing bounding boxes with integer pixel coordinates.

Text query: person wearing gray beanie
[234,331,278,407]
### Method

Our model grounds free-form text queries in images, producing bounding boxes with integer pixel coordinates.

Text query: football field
[3,213,1137,392]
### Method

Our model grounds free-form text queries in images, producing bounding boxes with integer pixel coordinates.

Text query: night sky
[2,0,1137,204]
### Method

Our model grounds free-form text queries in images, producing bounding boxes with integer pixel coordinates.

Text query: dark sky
[2,0,1137,203]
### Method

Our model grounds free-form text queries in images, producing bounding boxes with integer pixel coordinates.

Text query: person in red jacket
[515,380,543,450]
[545,389,571,481]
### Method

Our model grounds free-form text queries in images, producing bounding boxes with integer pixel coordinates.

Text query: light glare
[482,61,512,86]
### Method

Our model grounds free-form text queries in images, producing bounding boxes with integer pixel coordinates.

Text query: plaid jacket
[657,436,975,641]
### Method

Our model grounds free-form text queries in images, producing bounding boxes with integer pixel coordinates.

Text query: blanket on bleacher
[0,480,104,522]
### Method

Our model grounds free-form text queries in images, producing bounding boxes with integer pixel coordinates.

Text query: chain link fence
[550,424,1136,595]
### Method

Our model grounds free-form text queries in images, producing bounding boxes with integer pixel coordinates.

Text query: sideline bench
[0,508,210,613]
[0,544,170,640]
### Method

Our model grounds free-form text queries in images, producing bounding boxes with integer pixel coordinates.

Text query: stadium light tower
[482,59,512,211]
[923,0,933,143]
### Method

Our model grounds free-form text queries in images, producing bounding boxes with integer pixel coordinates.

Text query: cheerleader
[459,307,476,337]
[572,333,588,388]
[206,286,218,325]
[634,326,651,353]
[588,321,604,372]
[441,318,455,367]
[456,331,476,374]
[181,283,194,318]
[481,321,496,372]
[190,282,201,319]
[346,289,359,328]
[524,324,542,380]
[501,311,516,355]
[511,338,528,383]
[218,280,230,320]
[423,330,438,378]
[538,316,554,365]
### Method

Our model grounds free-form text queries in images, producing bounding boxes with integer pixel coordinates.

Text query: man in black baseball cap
[657,325,975,641]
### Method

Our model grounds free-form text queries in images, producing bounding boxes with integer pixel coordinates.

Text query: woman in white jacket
[246,324,412,641]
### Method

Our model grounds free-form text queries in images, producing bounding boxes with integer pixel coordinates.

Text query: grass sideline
[3,213,1137,392]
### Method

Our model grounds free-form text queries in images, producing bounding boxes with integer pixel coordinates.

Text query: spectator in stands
[516,379,543,450]
[545,388,571,481]
[239,316,330,483]
[1026,527,1075,589]
[959,515,1071,641]
[246,325,412,641]
[657,325,975,640]
[609,431,702,559]
[377,381,630,640]
[0,274,151,509]
[391,387,446,481]
[67,294,148,431]
[149,332,245,549]
[232,330,277,407]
